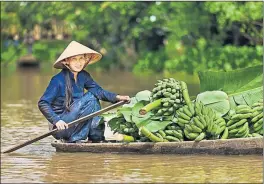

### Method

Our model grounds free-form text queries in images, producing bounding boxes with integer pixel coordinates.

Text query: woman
[38,41,130,143]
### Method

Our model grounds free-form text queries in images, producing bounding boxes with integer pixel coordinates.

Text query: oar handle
[2,100,126,154]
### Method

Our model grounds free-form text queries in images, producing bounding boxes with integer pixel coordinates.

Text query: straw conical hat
[53,41,102,69]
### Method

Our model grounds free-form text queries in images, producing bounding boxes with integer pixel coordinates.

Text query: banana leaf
[145,120,172,132]
[135,118,172,133]
[100,112,118,122]
[135,90,152,102]
[198,65,263,94]
[196,91,230,116]
[198,65,263,106]
[118,107,132,122]
[108,117,123,131]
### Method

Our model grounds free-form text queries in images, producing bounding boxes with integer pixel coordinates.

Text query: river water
[1,65,262,183]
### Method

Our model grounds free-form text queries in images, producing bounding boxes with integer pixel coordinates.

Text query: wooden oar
[2,101,126,154]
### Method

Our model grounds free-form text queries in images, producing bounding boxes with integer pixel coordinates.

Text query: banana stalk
[180,81,192,107]
[139,99,162,115]
[140,126,164,142]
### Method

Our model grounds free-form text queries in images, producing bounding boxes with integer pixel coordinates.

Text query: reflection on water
[44,154,262,183]
[1,65,262,183]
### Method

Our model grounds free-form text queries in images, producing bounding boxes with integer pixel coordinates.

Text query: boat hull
[51,137,263,155]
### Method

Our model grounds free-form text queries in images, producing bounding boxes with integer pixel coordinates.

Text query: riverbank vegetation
[1,2,262,74]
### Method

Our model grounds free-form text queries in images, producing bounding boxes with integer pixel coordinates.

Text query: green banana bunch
[150,78,185,116]
[176,102,224,141]
[155,124,184,142]
[227,105,252,138]
[113,118,140,139]
[249,100,263,136]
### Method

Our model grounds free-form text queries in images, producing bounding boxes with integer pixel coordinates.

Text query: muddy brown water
[1,65,262,183]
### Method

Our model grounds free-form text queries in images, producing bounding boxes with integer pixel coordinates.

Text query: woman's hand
[116,95,131,103]
[55,120,68,130]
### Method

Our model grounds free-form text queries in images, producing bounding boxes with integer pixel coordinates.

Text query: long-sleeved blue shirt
[38,69,118,125]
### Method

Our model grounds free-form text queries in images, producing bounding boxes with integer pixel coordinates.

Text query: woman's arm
[83,71,119,103]
[38,77,61,125]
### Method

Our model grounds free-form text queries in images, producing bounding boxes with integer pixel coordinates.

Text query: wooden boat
[51,137,263,155]
[17,54,39,67]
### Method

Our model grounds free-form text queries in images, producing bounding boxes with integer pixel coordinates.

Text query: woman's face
[65,54,88,72]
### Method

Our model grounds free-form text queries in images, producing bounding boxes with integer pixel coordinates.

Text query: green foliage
[1,2,263,73]
[164,44,262,74]
[133,48,168,74]
[33,40,69,62]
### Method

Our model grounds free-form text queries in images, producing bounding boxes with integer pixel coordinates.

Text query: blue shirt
[38,69,118,125]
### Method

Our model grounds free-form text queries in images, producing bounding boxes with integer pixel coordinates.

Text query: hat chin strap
[83,54,93,68]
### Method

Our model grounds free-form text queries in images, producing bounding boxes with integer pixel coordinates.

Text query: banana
[227,119,237,126]
[206,117,213,133]
[251,112,263,123]
[195,103,202,116]
[231,113,252,121]
[190,124,203,133]
[183,106,193,117]
[229,128,239,135]
[165,136,180,142]
[217,125,226,135]
[194,132,205,141]
[184,128,189,137]
[218,120,226,127]
[193,117,205,130]
[228,119,247,131]
[221,127,229,139]
[189,104,195,116]
[178,108,184,112]
[252,102,263,107]
[211,124,219,135]
[235,105,250,111]
[251,110,260,117]
[164,130,174,135]
[236,108,253,114]
[236,122,248,135]
[199,115,207,128]
[178,112,191,121]
[172,117,178,123]
[155,133,164,140]
[185,124,194,133]
[173,131,183,139]
[214,118,224,125]
[242,128,249,138]
[158,130,166,138]
[253,106,263,112]
[253,118,263,129]
[204,115,211,127]
[253,123,263,132]
[188,132,200,140]
[178,118,189,124]
[208,109,216,120]
[177,120,185,128]
[235,126,249,138]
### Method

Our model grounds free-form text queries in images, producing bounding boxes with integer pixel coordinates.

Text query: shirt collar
[62,69,78,81]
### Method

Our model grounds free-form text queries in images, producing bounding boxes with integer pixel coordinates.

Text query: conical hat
[53,41,102,69]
